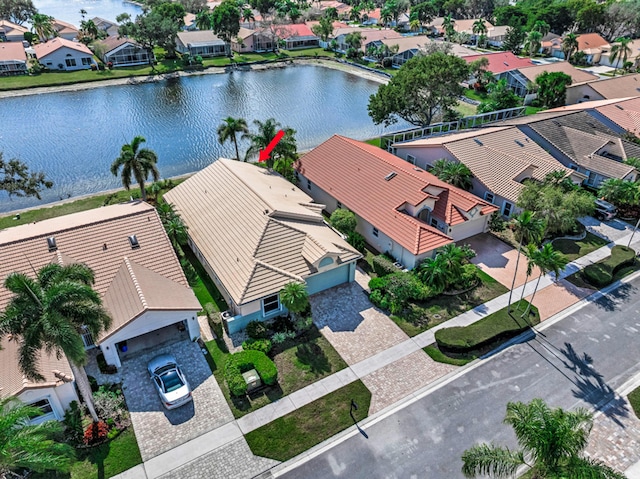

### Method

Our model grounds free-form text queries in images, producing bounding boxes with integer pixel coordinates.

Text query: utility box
[242,369,262,393]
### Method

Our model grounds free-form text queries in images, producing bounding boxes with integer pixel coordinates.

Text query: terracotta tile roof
[582,73,640,100]
[428,17,493,34]
[594,97,640,137]
[0,19,28,35]
[53,19,79,35]
[463,52,534,74]
[275,23,317,39]
[394,127,578,202]
[517,62,599,84]
[96,36,141,54]
[164,159,360,306]
[0,42,26,62]
[486,25,509,39]
[576,33,609,52]
[296,136,496,255]
[34,37,93,59]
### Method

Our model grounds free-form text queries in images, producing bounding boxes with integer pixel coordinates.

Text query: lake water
[33,0,143,25]
[0,65,408,213]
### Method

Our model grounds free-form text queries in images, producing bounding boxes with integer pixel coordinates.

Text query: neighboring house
[500,61,599,97]
[92,17,119,37]
[586,96,640,138]
[164,159,361,334]
[361,8,381,26]
[367,36,475,67]
[486,25,510,48]
[274,23,319,50]
[296,135,497,269]
[34,38,95,71]
[52,19,79,41]
[334,27,401,53]
[95,36,151,67]
[231,27,277,53]
[599,38,640,69]
[428,17,493,41]
[0,201,202,415]
[540,32,561,53]
[566,73,640,105]
[463,52,533,84]
[0,19,28,42]
[317,1,352,20]
[548,33,610,63]
[392,126,585,218]
[0,42,27,75]
[176,30,228,57]
[183,13,198,31]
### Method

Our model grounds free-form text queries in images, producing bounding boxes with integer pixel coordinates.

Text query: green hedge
[224,350,278,396]
[372,254,397,277]
[583,245,635,287]
[435,300,538,354]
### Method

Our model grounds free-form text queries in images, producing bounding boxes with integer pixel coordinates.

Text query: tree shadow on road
[592,283,635,312]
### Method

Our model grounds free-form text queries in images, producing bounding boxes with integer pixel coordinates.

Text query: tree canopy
[0,152,53,200]
[368,52,469,127]
[535,71,572,108]
[0,0,36,24]
[210,0,241,44]
[330,209,358,235]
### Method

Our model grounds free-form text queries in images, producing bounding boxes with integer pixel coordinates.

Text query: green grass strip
[629,386,640,420]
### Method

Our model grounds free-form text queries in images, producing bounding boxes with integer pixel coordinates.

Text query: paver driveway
[121,338,234,461]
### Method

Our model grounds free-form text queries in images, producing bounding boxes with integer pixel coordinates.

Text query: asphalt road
[277,277,640,479]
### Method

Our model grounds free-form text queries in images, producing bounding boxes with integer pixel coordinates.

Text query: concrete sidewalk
[113,230,640,479]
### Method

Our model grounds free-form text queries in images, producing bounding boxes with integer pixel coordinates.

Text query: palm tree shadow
[593,283,635,312]
[558,342,629,426]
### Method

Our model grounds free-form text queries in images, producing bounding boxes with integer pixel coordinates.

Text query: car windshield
[160,370,184,393]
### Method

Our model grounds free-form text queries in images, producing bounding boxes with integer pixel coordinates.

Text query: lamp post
[628,215,640,248]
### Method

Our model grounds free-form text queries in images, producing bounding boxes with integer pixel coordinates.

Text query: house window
[28,398,56,423]
[337,201,342,209]
[373,227,379,237]
[65,58,76,67]
[502,201,513,217]
[430,218,438,228]
[262,294,280,315]
[307,179,311,190]
[406,154,416,165]
[81,57,92,65]
[484,192,495,204]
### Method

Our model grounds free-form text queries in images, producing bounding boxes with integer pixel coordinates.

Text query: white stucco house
[34,37,95,71]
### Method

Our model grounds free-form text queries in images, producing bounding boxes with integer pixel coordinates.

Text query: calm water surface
[0,65,408,213]
[33,0,142,25]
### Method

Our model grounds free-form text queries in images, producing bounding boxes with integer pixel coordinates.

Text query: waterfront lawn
[245,380,370,461]
[552,232,609,262]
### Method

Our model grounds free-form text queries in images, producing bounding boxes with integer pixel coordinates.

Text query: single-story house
[599,39,640,69]
[274,23,319,50]
[295,135,497,269]
[0,19,28,42]
[92,17,119,37]
[317,1,352,20]
[368,36,475,68]
[427,17,493,41]
[0,42,27,75]
[34,38,95,71]
[583,97,640,138]
[547,33,610,64]
[566,73,640,105]
[52,19,79,41]
[486,25,510,48]
[164,159,361,334]
[463,52,533,84]
[392,126,585,218]
[176,30,228,57]
[0,201,201,416]
[499,61,599,98]
[95,36,151,67]
[183,13,198,31]
[231,27,277,53]
[333,27,401,54]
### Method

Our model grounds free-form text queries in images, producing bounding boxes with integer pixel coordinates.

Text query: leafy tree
[195,10,212,29]
[442,14,454,41]
[0,397,74,476]
[178,0,208,13]
[210,0,240,46]
[0,263,112,423]
[471,18,487,47]
[531,19,549,36]
[477,78,521,113]
[526,30,542,57]
[111,135,160,201]
[410,2,434,29]
[250,0,276,18]
[217,116,249,161]
[311,15,332,42]
[154,1,186,25]
[324,6,338,20]
[345,31,363,58]
[330,208,357,235]
[0,0,36,25]
[610,37,633,75]
[280,282,309,316]
[368,52,470,127]
[535,71,572,108]
[0,152,53,199]
[469,56,490,90]
[465,0,495,20]
[31,13,54,42]
[462,399,626,479]
[502,26,525,55]
[598,178,640,207]
[600,0,640,41]
[562,32,578,62]
[245,118,297,167]
[431,159,474,190]
[521,242,568,316]
[118,9,182,64]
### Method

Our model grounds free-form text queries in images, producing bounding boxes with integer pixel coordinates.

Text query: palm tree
[195,10,212,30]
[110,135,160,201]
[245,118,297,167]
[242,8,255,26]
[350,5,362,23]
[442,14,454,41]
[522,242,568,317]
[0,263,112,423]
[418,254,448,292]
[507,211,545,312]
[431,159,474,190]
[380,5,393,28]
[164,214,189,256]
[610,37,633,75]
[345,31,363,58]
[562,33,578,63]
[599,178,640,206]
[217,116,249,161]
[472,19,487,47]
[31,13,55,42]
[0,397,74,476]
[462,398,626,479]
[409,18,420,32]
[280,282,309,318]
[532,20,550,37]
[526,30,542,57]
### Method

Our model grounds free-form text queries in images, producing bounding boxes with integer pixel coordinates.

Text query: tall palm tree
[472,18,487,47]
[245,118,297,167]
[532,20,550,36]
[280,282,309,318]
[522,242,568,317]
[110,135,160,201]
[442,14,454,41]
[217,116,249,161]
[242,8,255,26]
[526,30,542,57]
[462,398,626,479]
[0,263,112,423]
[0,397,74,476]
[507,211,545,312]
[562,32,579,63]
[431,159,474,190]
[31,13,55,42]
[380,5,393,28]
[195,10,212,30]
[610,37,633,75]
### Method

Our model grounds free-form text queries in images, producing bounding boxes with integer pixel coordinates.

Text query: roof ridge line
[218,159,274,214]
[123,257,148,310]
[254,259,305,282]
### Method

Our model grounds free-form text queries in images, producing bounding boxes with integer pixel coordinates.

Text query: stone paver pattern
[362,351,456,414]
[525,279,594,321]
[310,280,410,365]
[580,216,635,243]
[122,339,234,461]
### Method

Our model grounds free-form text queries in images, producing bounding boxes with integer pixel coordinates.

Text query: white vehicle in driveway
[147,354,192,410]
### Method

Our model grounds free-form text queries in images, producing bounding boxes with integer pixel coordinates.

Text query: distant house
[183,13,198,31]
[317,1,352,20]
[164,159,361,334]
[392,126,585,218]
[485,25,510,48]
[92,17,119,37]
[581,97,640,138]
[334,27,402,54]
[499,61,599,97]
[0,42,27,75]
[462,52,533,84]
[274,24,319,50]
[566,73,640,104]
[366,36,475,68]
[296,135,497,269]
[599,38,640,69]
[231,27,277,53]
[34,38,95,71]
[95,36,151,67]
[176,30,228,57]
[547,33,610,64]
[0,19,28,42]
[52,19,79,41]
[428,17,493,42]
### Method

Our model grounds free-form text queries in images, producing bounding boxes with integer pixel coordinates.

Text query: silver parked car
[594,199,617,221]
[147,354,192,410]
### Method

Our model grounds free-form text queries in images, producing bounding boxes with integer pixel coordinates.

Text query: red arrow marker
[259,130,285,162]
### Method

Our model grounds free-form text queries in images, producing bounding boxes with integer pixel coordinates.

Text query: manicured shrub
[242,338,273,354]
[246,320,269,339]
[452,264,479,290]
[84,421,109,445]
[372,254,397,277]
[224,350,278,396]
[271,330,296,344]
[330,209,357,235]
[583,245,635,287]
[347,231,366,253]
[583,264,612,287]
[489,212,506,232]
[63,401,84,445]
[368,276,388,291]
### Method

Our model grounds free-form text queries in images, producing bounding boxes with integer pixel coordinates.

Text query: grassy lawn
[245,380,371,461]
[365,137,382,148]
[455,100,478,117]
[552,232,609,262]
[32,429,142,479]
[424,344,474,366]
[391,270,508,337]
[463,89,486,101]
[525,106,545,115]
[183,247,228,312]
[629,386,640,419]
[204,325,348,418]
